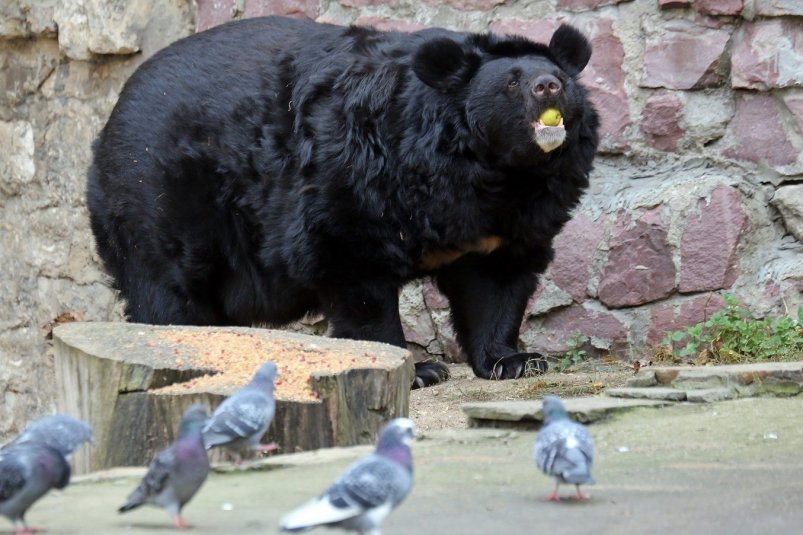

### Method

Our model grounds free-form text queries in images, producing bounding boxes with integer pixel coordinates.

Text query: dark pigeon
[118,404,210,529]
[6,414,93,459]
[279,418,416,535]
[202,362,278,460]
[0,442,70,535]
[533,395,595,501]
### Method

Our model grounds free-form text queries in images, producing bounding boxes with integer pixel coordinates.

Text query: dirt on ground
[409,360,634,432]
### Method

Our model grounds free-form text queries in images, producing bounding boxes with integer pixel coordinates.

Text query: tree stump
[52,322,413,474]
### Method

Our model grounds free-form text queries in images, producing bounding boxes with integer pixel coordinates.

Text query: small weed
[660,294,803,363]
[552,332,590,372]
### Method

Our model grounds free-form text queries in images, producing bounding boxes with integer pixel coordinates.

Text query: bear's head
[412,25,594,166]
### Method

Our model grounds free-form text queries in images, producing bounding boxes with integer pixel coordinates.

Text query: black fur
[87,17,599,387]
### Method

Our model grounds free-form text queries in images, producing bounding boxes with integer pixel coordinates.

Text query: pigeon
[533,395,595,501]
[279,417,416,535]
[202,361,278,460]
[118,404,210,529]
[5,414,93,458]
[0,442,71,535]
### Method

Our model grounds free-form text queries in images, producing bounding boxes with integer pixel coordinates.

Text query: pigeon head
[178,404,210,437]
[376,418,416,462]
[541,395,569,424]
[251,361,279,386]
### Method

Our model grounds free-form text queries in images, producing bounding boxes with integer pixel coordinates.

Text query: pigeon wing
[0,455,27,502]
[533,423,563,473]
[328,457,400,509]
[534,421,594,483]
[203,390,272,447]
[120,447,174,511]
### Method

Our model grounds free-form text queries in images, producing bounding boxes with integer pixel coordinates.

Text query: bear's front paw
[412,360,450,389]
[479,353,547,380]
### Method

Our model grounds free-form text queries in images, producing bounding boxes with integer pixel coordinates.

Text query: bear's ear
[548,25,592,77]
[412,38,480,92]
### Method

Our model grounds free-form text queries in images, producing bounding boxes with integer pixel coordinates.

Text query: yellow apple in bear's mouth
[539,108,563,127]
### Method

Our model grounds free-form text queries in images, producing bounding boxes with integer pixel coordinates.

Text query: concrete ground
[10,397,803,534]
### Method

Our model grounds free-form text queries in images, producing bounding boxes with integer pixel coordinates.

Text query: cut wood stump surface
[52,322,413,474]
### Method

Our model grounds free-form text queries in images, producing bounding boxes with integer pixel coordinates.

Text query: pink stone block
[549,213,605,301]
[641,22,730,89]
[530,304,629,354]
[720,93,799,167]
[641,91,684,152]
[195,0,238,32]
[244,0,320,18]
[401,311,437,347]
[679,185,748,293]
[598,208,677,309]
[731,20,803,91]
[354,17,426,32]
[583,19,630,152]
[422,280,449,310]
[647,294,726,345]
[488,18,560,42]
[753,0,803,16]
[694,0,743,16]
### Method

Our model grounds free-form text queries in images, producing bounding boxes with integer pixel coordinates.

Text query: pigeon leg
[15,526,41,535]
[546,481,561,501]
[574,485,590,500]
[172,515,192,530]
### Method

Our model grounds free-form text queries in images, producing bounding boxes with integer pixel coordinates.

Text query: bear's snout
[531,74,562,99]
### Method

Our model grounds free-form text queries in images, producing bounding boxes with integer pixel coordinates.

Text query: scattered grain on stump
[52,322,413,474]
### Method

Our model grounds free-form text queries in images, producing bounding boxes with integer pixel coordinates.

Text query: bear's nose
[531,74,562,98]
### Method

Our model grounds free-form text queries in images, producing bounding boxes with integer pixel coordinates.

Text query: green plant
[554,332,590,371]
[660,294,803,362]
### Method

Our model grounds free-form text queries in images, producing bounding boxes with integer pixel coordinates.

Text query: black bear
[87,16,599,388]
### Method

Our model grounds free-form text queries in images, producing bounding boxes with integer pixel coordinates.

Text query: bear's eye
[507,78,519,89]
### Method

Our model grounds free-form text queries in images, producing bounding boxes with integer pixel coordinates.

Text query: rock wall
[1,0,801,438]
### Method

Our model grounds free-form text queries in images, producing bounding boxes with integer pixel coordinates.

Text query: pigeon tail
[118,495,145,513]
[279,497,361,532]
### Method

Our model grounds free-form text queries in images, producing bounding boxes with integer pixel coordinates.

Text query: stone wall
[1,0,801,438]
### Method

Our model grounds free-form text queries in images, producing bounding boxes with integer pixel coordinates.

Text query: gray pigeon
[6,414,93,459]
[0,442,71,534]
[279,418,416,535]
[202,361,278,460]
[118,404,210,529]
[533,395,595,501]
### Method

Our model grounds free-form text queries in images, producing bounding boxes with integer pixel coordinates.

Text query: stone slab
[607,387,688,401]
[624,362,803,398]
[685,388,735,403]
[626,374,659,388]
[462,397,671,428]
[652,362,803,385]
